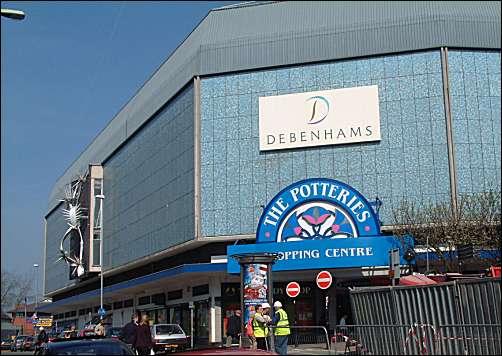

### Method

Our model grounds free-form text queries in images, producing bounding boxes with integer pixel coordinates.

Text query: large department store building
[41,1,501,345]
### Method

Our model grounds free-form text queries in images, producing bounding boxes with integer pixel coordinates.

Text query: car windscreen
[48,342,131,355]
[154,325,184,335]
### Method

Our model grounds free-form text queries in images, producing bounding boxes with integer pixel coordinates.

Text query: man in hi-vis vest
[252,304,269,350]
[272,301,291,355]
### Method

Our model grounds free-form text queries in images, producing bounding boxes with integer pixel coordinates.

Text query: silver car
[151,324,188,353]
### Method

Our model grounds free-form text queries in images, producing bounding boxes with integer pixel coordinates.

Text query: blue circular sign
[257,178,380,243]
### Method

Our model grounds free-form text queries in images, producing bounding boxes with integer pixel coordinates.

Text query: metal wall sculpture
[56,173,88,278]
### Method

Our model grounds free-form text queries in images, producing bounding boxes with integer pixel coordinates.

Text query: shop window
[113,301,123,310]
[70,311,77,317]
[138,296,151,305]
[192,284,209,296]
[64,312,71,318]
[78,309,86,316]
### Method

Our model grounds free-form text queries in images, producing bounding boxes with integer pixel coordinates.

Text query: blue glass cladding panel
[200,51,451,236]
[449,50,502,194]
[103,86,194,268]
[45,206,74,294]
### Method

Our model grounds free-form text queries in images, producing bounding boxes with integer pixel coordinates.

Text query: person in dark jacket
[133,314,154,356]
[37,327,48,343]
[35,327,48,355]
[120,313,139,348]
[226,310,241,347]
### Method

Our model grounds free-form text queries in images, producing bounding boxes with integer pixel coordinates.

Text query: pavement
[288,344,333,355]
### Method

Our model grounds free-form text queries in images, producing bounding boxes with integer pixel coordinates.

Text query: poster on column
[243,264,269,327]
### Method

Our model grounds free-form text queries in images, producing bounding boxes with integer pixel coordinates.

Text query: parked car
[105,327,122,339]
[59,329,78,339]
[11,335,29,351]
[47,332,60,342]
[37,337,134,355]
[21,336,35,351]
[151,324,189,353]
[1,337,13,350]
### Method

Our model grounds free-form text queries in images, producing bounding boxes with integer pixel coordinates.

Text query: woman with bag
[246,313,257,350]
[133,315,154,355]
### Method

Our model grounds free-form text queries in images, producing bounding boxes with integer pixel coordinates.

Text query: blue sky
[1,1,236,299]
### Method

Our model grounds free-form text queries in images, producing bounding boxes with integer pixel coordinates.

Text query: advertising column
[231,253,278,349]
[243,263,269,329]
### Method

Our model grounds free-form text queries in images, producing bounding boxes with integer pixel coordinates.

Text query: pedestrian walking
[252,304,269,351]
[226,310,241,347]
[34,327,48,355]
[120,312,139,351]
[37,326,48,343]
[94,319,105,336]
[133,314,154,356]
[246,312,257,350]
[271,301,290,355]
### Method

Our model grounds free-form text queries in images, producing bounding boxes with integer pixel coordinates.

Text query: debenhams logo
[306,96,330,125]
[266,94,374,146]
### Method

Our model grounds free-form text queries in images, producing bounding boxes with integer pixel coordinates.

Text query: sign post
[286,282,301,298]
[316,271,333,290]
[389,248,400,286]
[189,301,194,350]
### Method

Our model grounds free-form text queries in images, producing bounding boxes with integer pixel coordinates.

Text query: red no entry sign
[286,282,300,298]
[316,271,333,289]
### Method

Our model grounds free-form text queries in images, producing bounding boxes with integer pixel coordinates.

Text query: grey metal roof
[47,1,501,212]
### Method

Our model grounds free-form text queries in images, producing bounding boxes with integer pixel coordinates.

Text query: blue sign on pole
[98,307,106,317]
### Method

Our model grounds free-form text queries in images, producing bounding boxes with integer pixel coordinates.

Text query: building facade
[41,1,501,344]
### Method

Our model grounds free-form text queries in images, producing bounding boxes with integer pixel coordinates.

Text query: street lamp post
[1,8,25,20]
[96,194,105,320]
[33,264,39,309]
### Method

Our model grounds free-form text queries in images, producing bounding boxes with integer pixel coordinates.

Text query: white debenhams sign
[258,85,381,151]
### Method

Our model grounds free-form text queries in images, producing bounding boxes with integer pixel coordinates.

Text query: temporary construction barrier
[349,277,501,355]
